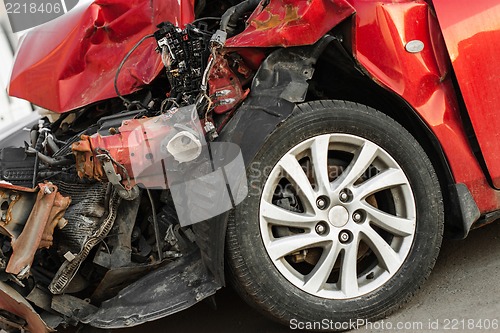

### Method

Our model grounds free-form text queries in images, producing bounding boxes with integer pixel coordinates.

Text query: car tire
[226,100,444,330]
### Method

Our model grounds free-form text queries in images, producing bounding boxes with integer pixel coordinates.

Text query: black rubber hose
[26,147,73,166]
[220,0,261,35]
[195,0,206,17]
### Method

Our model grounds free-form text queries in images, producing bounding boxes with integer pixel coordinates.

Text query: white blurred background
[0,2,33,130]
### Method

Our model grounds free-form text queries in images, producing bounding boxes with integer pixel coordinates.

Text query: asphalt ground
[112,220,500,333]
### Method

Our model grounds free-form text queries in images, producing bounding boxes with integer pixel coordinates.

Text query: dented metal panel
[432,0,500,189]
[349,0,500,212]
[226,0,355,47]
[8,0,195,113]
[0,281,52,332]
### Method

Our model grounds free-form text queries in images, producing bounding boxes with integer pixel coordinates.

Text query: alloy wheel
[259,133,416,299]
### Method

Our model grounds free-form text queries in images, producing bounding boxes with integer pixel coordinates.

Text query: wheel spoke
[361,227,402,273]
[362,203,415,237]
[304,242,341,293]
[340,241,359,297]
[261,201,318,228]
[310,135,331,195]
[279,154,316,210]
[354,168,407,199]
[267,233,328,261]
[333,141,379,191]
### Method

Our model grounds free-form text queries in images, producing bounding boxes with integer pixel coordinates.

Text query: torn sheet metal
[0,281,52,332]
[226,0,355,47]
[6,183,70,278]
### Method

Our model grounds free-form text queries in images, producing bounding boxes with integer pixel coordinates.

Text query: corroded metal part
[0,281,52,332]
[72,136,105,180]
[40,189,72,249]
[6,183,71,277]
[0,189,36,239]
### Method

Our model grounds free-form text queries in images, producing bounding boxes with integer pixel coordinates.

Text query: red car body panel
[8,0,195,113]
[348,0,500,213]
[6,0,500,213]
[225,0,355,48]
[432,0,500,189]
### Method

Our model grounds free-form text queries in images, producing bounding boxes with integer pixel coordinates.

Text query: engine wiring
[190,16,221,25]
[114,33,156,110]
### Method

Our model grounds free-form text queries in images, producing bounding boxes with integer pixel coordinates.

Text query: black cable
[147,189,164,261]
[191,16,221,25]
[220,0,260,34]
[114,34,155,108]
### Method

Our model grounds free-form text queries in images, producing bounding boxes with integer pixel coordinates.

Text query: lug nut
[316,196,329,210]
[352,211,364,223]
[315,222,329,236]
[339,189,352,203]
[339,230,352,244]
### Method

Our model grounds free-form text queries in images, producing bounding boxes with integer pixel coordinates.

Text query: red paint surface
[349,0,500,212]
[8,0,195,113]
[432,0,500,188]
[226,0,355,48]
[209,56,250,115]
[86,115,175,188]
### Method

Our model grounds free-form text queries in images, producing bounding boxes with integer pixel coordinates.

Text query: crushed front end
[0,2,257,331]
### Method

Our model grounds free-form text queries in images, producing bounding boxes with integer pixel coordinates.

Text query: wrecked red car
[1,0,499,331]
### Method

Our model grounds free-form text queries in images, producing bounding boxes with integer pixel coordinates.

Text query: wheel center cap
[328,206,349,227]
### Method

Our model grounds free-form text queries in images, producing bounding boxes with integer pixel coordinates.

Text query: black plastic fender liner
[82,250,219,329]
[192,35,336,286]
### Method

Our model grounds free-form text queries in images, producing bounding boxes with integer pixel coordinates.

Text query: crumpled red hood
[8,0,195,113]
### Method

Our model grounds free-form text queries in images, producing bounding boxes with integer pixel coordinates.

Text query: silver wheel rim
[259,133,416,299]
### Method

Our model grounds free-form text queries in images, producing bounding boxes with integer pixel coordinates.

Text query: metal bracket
[96,154,139,201]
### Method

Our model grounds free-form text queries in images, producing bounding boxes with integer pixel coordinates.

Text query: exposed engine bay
[0,1,259,331]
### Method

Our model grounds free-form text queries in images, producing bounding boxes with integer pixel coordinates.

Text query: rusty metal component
[0,281,52,332]
[40,191,71,249]
[72,135,105,180]
[0,189,36,240]
[72,114,174,189]
[74,133,140,200]
[6,183,71,278]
